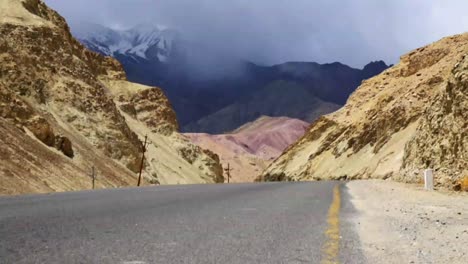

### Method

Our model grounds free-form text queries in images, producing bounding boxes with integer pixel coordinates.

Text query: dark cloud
[45,0,468,68]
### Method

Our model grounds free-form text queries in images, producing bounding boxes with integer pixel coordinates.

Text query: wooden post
[137,135,148,187]
[91,166,95,190]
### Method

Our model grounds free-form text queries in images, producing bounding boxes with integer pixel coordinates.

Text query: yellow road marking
[321,184,341,264]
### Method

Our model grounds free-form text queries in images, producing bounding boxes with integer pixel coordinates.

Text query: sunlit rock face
[261,33,468,190]
[0,0,223,195]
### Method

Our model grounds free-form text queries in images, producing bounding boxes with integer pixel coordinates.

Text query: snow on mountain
[72,22,178,62]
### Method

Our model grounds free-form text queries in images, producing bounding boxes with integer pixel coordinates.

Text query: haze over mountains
[74,23,389,133]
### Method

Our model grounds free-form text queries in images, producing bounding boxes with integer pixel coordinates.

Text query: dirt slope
[185,116,309,182]
[0,0,223,195]
[261,33,468,190]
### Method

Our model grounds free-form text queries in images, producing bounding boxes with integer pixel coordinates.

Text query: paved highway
[0,182,365,263]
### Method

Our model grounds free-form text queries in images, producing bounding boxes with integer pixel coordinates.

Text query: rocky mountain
[75,24,389,131]
[184,61,389,133]
[185,116,309,182]
[0,0,223,195]
[72,22,179,62]
[72,22,183,85]
[260,33,468,190]
[183,80,340,134]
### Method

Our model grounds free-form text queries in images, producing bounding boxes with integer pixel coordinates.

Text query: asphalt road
[0,182,365,263]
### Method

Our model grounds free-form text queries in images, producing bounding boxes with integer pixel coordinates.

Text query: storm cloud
[45,0,468,68]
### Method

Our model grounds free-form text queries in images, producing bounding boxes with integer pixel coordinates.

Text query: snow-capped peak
[72,22,178,62]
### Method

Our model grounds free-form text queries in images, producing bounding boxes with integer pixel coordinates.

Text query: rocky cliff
[260,33,468,190]
[0,0,222,195]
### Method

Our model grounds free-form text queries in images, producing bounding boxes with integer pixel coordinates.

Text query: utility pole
[137,135,148,187]
[91,166,96,190]
[224,163,232,183]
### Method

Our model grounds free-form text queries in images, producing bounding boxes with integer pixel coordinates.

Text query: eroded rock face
[0,85,75,158]
[202,149,224,183]
[0,3,142,171]
[98,77,224,185]
[176,144,224,183]
[0,0,224,194]
[125,88,179,135]
[401,55,468,187]
[261,34,468,190]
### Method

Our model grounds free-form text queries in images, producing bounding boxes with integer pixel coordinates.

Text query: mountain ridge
[75,23,389,130]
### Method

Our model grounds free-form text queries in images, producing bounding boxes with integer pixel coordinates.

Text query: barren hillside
[185,116,309,182]
[0,0,223,195]
[260,33,468,190]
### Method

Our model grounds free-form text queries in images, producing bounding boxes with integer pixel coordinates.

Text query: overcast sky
[45,0,468,68]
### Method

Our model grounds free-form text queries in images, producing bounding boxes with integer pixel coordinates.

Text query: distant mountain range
[185,116,310,182]
[183,80,340,133]
[74,23,178,63]
[184,61,389,133]
[74,23,389,133]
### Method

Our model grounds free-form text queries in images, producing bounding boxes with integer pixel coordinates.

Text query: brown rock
[54,136,74,158]
[26,117,55,147]
[202,149,224,183]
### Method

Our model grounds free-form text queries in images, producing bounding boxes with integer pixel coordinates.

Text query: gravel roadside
[346,180,468,264]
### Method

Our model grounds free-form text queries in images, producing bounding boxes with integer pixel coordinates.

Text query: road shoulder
[347,180,468,264]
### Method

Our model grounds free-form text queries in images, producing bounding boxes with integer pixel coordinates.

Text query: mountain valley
[75,23,389,133]
[0,0,465,195]
[1,2,467,263]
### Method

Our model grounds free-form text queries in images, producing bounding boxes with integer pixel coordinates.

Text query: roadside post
[137,135,149,187]
[224,163,232,183]
[424,169,434,191]
[91,166,96,190]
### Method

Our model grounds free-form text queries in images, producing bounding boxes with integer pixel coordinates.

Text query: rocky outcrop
[0,0,223,195]
[108,80,179,135]
[400,54,468,187]
[261,34,468,190]
[0,87,74,158]
[202,149,224,183]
